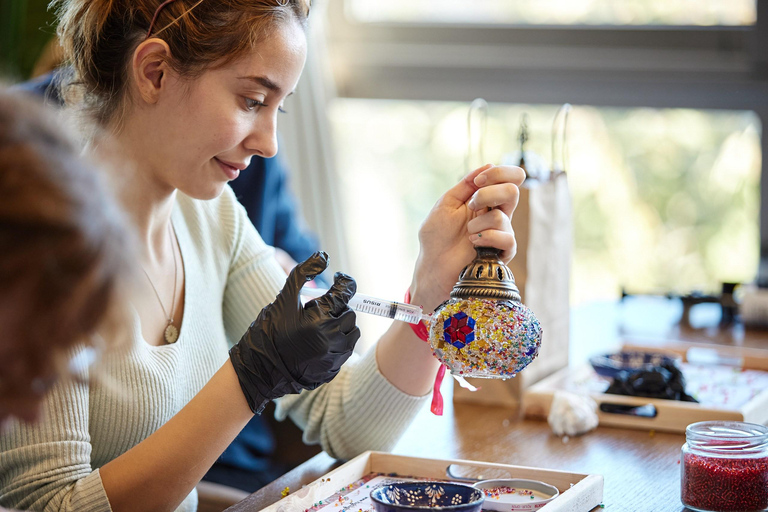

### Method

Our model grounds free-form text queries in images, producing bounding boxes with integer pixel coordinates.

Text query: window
[329,99,761,307]
[347,0,756,26]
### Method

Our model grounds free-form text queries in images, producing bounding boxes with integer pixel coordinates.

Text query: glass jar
[681,421,768,512]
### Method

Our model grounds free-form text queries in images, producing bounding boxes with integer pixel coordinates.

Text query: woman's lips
[214,157,242,180]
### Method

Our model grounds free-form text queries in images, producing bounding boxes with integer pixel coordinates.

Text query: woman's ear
[131,39,172,105]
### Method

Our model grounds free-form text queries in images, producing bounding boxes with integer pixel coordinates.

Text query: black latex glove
[230,251,360,414]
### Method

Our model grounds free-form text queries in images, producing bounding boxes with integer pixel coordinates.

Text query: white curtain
[277,0,350,275]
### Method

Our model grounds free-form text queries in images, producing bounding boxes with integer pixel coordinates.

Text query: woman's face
[139,18,307,199]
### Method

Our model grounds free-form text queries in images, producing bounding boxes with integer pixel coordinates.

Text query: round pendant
[164,323,179,344]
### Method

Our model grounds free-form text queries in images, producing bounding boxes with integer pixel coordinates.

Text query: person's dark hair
[52,0,311,127]
[0,88,133,392]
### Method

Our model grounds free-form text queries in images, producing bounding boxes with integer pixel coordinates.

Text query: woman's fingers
[440,163,495,208]
[467,207,510,233]
[467,165,525,216]
[468,183,520,217]
[467,208,516,262]
[468,228,517,262]
[473,165,526,188]
[311,272,357,317]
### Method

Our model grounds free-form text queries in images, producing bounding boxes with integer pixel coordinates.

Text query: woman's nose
[244,112,278,159]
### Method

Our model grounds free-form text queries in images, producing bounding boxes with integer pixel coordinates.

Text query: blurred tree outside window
[329,100,761,308]
[348,0,755,26]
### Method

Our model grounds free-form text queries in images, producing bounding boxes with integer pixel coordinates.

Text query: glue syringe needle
[300,287,431,325]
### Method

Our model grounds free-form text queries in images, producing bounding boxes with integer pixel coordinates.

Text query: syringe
[300,287,432,325]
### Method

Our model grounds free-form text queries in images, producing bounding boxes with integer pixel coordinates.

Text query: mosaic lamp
[428,246,542,379]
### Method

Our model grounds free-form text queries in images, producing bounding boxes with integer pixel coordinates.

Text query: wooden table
[228,393,683,511]
[228,298,768,512]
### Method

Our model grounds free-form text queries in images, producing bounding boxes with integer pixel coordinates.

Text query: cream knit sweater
[0,187,428,511]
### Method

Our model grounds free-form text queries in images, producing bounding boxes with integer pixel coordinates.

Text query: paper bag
[454,106,573,409]
[453,177,572,408]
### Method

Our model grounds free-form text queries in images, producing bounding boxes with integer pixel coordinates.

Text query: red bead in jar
[681,421,768,512]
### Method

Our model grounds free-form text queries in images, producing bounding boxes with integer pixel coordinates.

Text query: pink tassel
[430,365,446,415]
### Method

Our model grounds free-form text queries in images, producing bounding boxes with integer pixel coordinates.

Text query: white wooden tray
[523,342,768,433]
[262,451,603,512]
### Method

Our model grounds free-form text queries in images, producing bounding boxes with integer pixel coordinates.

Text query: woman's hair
[52,0,311,127]
[0,88,134,389]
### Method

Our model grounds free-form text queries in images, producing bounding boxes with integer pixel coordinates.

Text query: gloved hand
[230,251,360,414]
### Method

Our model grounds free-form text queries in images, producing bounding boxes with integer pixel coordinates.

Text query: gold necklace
[141,223,179,344]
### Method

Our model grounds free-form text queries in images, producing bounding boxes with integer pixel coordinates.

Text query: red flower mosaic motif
[443,312,475,349]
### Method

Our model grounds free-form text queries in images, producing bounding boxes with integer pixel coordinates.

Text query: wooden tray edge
[262,451,603,512]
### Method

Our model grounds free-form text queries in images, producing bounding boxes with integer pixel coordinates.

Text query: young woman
[0,1,525,511]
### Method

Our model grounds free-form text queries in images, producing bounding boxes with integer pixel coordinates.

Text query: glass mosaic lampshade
[428,246,542,379]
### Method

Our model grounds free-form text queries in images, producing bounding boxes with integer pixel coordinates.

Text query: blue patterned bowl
[370,482,485,512]
[589,351,681,379]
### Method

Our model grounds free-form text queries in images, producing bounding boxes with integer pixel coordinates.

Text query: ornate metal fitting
[450,246,521,301]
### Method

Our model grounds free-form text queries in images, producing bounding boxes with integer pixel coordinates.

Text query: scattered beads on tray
[482,486,535,500]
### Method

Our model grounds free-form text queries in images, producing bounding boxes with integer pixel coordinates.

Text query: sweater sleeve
[0,355,112,512]
[219,188,429,461]
[220,186,288,345]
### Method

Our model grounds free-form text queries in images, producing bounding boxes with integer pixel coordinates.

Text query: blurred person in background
[0,87,132,434]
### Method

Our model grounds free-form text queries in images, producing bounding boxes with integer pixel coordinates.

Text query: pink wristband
[404,288,430,342]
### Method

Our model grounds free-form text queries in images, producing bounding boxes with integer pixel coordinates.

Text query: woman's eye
[244,98,264,110]
[244,97,288,114]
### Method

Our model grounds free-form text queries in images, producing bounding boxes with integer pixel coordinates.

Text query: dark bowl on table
[370,482,485,512]
[589,351,681,379]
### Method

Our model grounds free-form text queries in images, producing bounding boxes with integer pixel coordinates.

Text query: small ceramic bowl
[370,482,484,512]
[589,350,681,379]
[473,479,559,511]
